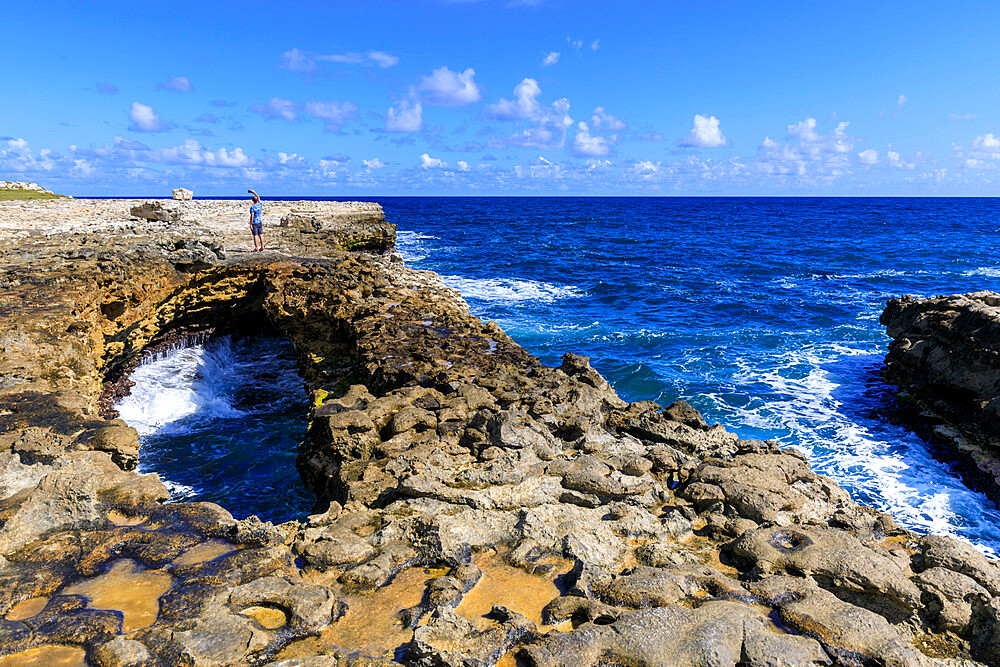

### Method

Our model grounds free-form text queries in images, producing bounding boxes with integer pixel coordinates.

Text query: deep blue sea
[116,197,1000,553]
[114,336,315,522]
[390,197,1000,554]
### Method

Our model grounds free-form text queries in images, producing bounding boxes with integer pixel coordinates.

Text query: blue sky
[3,1,1000,196]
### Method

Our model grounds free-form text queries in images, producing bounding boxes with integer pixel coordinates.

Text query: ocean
[391,196,1000,554]
[114,335,315,523]
[116,197,1000,553]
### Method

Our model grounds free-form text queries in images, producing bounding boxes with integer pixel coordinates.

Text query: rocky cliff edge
[0,199,997,666]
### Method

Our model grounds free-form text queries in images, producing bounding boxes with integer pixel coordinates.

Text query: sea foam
[441,275,583,304]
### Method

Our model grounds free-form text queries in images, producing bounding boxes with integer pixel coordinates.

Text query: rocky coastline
[882,292,1000,504]
[1,197,999,665]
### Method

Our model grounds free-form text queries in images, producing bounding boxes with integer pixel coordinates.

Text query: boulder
[521,601,829,667]
[171,188,193,200]
[728,525,922,617]
[92,637,154,667]
[130,200,182,222]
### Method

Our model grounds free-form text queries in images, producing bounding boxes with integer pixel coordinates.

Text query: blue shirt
[251,201,262,224]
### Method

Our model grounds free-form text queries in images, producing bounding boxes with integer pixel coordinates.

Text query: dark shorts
[251,222,263,235]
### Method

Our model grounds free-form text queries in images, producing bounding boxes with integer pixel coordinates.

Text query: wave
[962,267,1000,278]
[114,335,312,518]
[441,275,584,304]
[159,479,198,499]
[713,345,1000,555]
[115,341,245,436]
[396,230,438,264]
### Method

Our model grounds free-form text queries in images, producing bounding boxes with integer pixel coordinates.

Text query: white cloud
[279,48,317,73]
[591,107,625,131]
[280,48,399,73]
[363,158,385,169]
[419,153,446,169]
[858,149,879,165]
[631,160,661,180]
[250,97,298,122]
[366,51,400,68]
[156,76,193,92]
[277,152,305,166]
[386,96,423,132]
[152,139,250,167]
[949,112,978,120]
[488,78,544,119]
[590,39,600,51]
[568,37,583,49]
[680,114,728,148]
[973,133,1000,150]
[787,117,820,142]
[898,94,907,107]
[542,51,560,66]
[418,67,481,106]
[457,160,470,171]
[572,122,612,157]
[960,133,1000,168]
[487,78,574,149]
[756,118,856,180]
[885,150,914,169]
[128,102,171,132]
[788,118,852,153]
[304,100,358,131]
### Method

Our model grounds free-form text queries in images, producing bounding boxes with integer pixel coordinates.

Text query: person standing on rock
[248,189,264,252]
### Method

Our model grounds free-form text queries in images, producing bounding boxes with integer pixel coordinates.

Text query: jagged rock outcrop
[172,188,193,201]
[130,200,184,222]
[882,291,1000,500]
[0,181,51,191]
[0,199,997,665]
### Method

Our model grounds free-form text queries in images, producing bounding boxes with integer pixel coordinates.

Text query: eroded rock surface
[0,199,996,665]
[882,292,1000,501]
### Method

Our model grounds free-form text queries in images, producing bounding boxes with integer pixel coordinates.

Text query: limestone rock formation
[0,181,53,193]
[0,199,997,665]
[172,188,193,200]
[882,291,1000,500]
[130,200,183,222]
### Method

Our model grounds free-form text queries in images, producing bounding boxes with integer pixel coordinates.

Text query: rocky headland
[882,292,1000,504]
[1,197,999,666]
[0,181,66,201]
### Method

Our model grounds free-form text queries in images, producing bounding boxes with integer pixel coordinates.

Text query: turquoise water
[388,196,1000,553]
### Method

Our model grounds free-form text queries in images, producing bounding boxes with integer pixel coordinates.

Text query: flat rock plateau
[1,197,999,666]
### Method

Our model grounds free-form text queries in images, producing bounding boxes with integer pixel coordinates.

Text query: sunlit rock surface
[0,198,997,665]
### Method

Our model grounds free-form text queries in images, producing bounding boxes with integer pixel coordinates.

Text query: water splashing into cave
[114,335,315,522]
